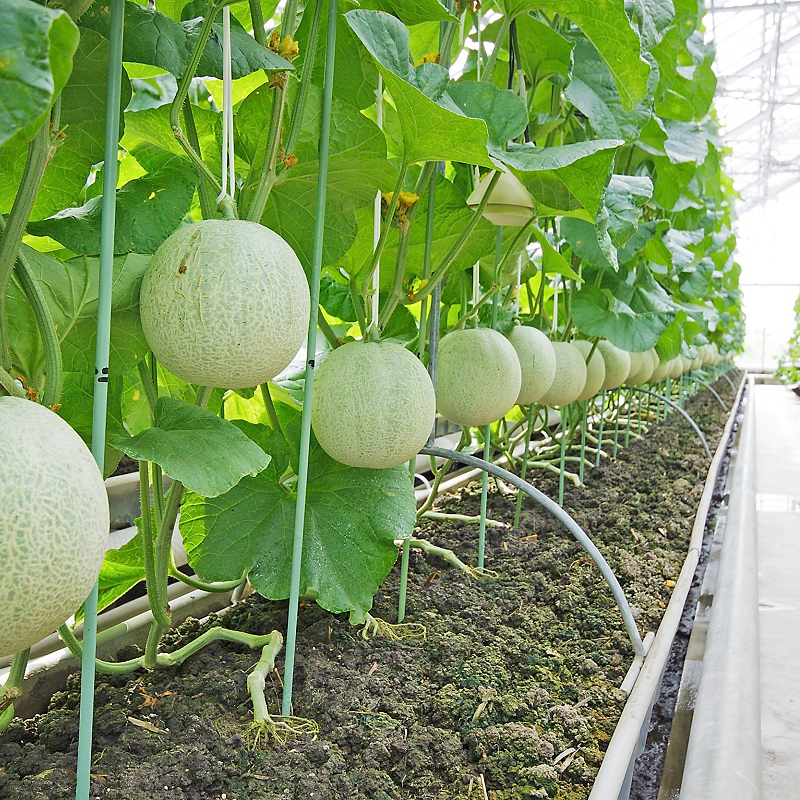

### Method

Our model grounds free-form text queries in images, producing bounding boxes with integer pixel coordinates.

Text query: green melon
[669,357,684,379]
[0,398,109,659]
[650,358,672,383]
[140,220,310,389]
[507,326,556,405]
[627,349,656,385]
[597,340,630,390]
[572,340,606,401]
[311,342,436,469]
[537,342,588,407]
[436,328,522,426]
[311,341,435,469]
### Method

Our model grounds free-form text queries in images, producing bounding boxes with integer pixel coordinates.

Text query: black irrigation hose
[684,375,728,409]
[630,387,712,459]
[419,445,647,657]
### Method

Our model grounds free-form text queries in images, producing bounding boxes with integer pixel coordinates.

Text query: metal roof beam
[727,28,800,77]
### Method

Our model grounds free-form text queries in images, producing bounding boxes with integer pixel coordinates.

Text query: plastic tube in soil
[420,446,646,657]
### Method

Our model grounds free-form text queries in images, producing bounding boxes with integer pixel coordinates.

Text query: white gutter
[680,376,761,800]
[588,373,746,800]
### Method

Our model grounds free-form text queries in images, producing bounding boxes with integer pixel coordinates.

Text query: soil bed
[0,380,736,800]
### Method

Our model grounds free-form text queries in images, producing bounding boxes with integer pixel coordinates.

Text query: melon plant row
[0,0,741,724]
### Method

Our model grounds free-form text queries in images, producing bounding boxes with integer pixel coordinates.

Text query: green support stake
[625,387,632,447]
[76,1,125,797]
[595,389,606,468]
[398,168,437,623]
[613,390,620,459]
[579,400,587,483]
[477,225,503,570]
[281,0,337,716]
[558,404,569,506]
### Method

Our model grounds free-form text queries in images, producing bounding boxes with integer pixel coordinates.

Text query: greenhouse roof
[709,0,800,207]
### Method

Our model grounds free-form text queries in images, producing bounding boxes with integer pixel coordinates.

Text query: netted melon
[436,328,522,426]
[140,219,310,389]
[0,398,109,658]
[572,340,606,401]
[537,342,587,407]
[597,340,630,390]
[507,326,556,405]
[312,341,435,469]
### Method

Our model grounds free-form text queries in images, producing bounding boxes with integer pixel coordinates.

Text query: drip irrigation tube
[684,374,728,409]
[419,445,647,658]
[587,371,746,800]
[631,387,712,458]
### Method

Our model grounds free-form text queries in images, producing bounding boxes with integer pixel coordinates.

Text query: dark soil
[0,380,736,800]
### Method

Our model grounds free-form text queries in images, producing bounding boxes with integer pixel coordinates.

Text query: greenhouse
[0,0,798,797]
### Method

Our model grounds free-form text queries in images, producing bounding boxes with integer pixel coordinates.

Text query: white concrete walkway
[754,384,800,798]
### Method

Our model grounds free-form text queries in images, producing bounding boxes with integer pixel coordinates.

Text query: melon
[140,219,310,389]
[436,328,522,426]
[669,357,684,379]
[650,358,672,383]
[537,342,588,407]
[311,341,435,469]
[596,340,630,390]
[507,326,556,405]
[627,349,656,385]
[0,398,109,659]
[572,340,606,401]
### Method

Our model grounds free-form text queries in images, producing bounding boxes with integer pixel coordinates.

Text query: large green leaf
[7,247,150,382]
[293,0,377,110]
[662,119,711,164]
[497,0,651,109]
[28,166,197,255]
[181,416,416,624]
[358,0,456,26]
[446,82,528,147]
[655,311,687,362]
[564,38,655,142]
[381,68,492,165]
[0,0,79,148]
[238,86,397,268]
[514,15,574,88]
[531,226,583,282]
[345,9,493,167]
[603,174,654,246]
[561,216,615,270]
[122,103,220,176]
[572,264,677,349]
[497,140,621,218]
[626,0,676,50]
[81,1,293,78]
[108,397,271,497]
[0,30,132,219]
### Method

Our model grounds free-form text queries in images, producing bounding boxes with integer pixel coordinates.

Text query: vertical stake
[558,403,569,506]
[282,0,337,716]
[75,2,125,798]
[579,399,587,483]
[595,389,606,468]
[477,225,503,570]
